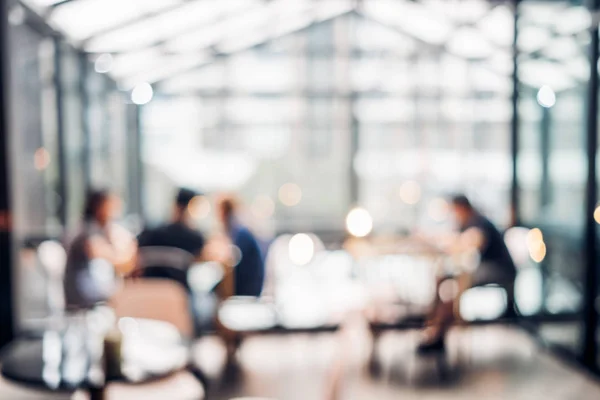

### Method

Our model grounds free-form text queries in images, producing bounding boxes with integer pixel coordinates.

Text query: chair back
[137,246,195,289]
[109,280,193,337]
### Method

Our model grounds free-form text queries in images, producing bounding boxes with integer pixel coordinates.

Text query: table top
[1,316,188,391]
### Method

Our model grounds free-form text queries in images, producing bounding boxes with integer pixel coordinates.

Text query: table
[1,316,189,400]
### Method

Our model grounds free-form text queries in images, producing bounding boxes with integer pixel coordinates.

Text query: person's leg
[419,276,460,351]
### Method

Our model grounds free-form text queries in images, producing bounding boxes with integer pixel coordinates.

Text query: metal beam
[53,39,68,227]
[78,52,91,191]
[0,0,15,349]
[50,0,82,8]
[79,0,199,45]
[582,0,599,369]
[510,0,520,226]
[122,9,352,86]
[85,0,256,53]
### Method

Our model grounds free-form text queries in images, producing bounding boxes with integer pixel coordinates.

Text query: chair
[108,280,205,399]
[109,280,193,337]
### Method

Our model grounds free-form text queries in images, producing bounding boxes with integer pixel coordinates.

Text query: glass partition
[517,0,591,356]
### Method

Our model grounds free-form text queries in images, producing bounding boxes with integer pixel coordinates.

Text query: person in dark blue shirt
[216,196,264,297]
[418,195,517,353]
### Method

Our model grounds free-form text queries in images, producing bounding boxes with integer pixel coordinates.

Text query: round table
[1,317,189,400]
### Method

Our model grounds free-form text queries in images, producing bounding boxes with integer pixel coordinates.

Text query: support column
[0,0,15,349]
[540,106,551,208]
[510,0,521,226]
[78,52,91,191]
[53,39,67,227]
[583,0,599,368]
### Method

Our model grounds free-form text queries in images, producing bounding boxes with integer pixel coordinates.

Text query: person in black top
[418,195,517,353]
[136,188,206,288]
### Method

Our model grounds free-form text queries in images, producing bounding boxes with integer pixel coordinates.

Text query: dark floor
[191,323,600,400]
[2,324,600,399]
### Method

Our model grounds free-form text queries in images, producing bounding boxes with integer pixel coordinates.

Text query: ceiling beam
[85,0,264,54]
[121,8,352,87]
[79,0,200,45]
[50,0,82,8]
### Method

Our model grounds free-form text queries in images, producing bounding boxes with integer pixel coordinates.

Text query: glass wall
[517,0,591,357]
[8,15,58,325]
[6,2,135,329]
[151,11,514,237]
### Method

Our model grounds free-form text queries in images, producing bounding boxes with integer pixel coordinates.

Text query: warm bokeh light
[594,205,600,224]
[537,85,556,108]
[529,241,547,263]
[278,183,302,207]
[527,228,543,246]
[527,227,546,263]
[428,197,449,222]
[251,195,275,219]
[288,233,315,266]
[131,82,154,105]
[188,195,211,220]
[399,180,421,205]
[345,207,373,238]
[94,53,113,74]
[34,147,51,171]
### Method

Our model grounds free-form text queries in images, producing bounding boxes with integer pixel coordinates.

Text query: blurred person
[418,194,517,353]
[64,189,137,309]
[137,188,206,288]
[216,195,264,297]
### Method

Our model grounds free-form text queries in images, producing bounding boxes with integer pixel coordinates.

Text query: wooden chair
[109,280,194,338]
[108,280,205,399]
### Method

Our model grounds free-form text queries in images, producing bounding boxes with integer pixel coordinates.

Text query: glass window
[517,0,590,357]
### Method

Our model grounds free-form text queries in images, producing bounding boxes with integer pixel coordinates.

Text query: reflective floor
[2,325,600,399]
[194,324,600,400]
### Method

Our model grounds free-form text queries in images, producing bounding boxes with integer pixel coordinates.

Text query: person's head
[84,189,119,226]
[173,188,199,222]
[216,194,238,231]
[450,194,475,226]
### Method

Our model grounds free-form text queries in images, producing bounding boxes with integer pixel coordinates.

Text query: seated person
[216,195,264,297]
[64,190,137,309]
[418,194,517,353]
[137,188,206,289]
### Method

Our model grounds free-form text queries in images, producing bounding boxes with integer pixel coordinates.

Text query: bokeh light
[188,195,211,220]
[527,227,546,263]
[278,183,302,207]
[34,148,51,171]
[94,53,113,74]
[527,228,543,246]
[288,233,315,266]
[345,207,373,238]
[428,197,449,222]
[399,180,421,205]
[131,82,154,105]
[537,85,556,108]
[251,195,275,219]
[594,205,600,224]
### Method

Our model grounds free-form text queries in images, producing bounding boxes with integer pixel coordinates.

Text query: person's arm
[455,227,486,254]
[88,226,137,276]
[201,235,235,299]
